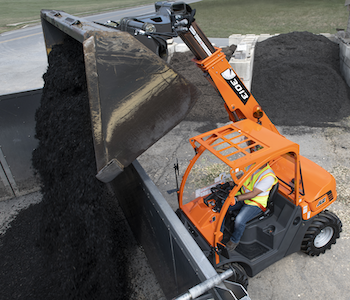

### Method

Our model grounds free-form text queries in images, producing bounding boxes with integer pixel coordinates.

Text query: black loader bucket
[41,10,199,182]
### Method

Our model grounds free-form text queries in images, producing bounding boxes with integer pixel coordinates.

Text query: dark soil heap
[170,45,237,128]
[251,31,350,126]
[171,31,350,127]
[0,37,132,299]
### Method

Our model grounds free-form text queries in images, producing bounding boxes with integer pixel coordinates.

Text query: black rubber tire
[301,210,342,256]
[216,263,249,290]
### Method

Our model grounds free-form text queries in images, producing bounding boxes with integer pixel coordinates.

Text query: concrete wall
[0,89,41,201]
[337,31,350,87]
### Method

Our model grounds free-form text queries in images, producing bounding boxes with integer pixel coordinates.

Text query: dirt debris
[329,165,350,238]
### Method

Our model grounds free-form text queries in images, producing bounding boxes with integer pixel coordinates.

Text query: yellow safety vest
[241,164,278,208]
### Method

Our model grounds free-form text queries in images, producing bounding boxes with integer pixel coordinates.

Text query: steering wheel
[210,186,228,200]
[204,182,235,211]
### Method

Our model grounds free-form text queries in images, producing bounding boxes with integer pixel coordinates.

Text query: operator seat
[228,181,279,221]
[223,182,280,237]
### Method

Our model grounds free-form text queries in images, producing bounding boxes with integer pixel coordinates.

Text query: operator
[226,163,278,252]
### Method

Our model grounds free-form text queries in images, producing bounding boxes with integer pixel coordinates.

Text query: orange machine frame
[178,119,337,260]
[189,45,337,218]
[176,17,337,264]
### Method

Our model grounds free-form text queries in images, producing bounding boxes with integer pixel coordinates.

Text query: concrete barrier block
[339,40,350,87]
[228,35,259,90]
[229,34,243,45]
[340,42,350,66]
[166,42,177,63]
[229,57,250,76]
[320,33,337,43]
[257,34,277,42]
[175,43,190,53]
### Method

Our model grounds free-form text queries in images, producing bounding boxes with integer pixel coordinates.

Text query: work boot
[226,240,238,252]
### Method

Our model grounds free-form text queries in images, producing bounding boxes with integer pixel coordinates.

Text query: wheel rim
[314,226,334,248]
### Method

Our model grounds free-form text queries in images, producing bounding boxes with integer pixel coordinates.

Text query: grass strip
[1,0,348,36]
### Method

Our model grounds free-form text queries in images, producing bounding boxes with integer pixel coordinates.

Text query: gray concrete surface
[1,3,350,300]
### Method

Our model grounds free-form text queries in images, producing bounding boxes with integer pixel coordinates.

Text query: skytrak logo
[221,68,250,105]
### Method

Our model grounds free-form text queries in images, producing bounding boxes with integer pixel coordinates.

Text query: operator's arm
[235,188,262,202]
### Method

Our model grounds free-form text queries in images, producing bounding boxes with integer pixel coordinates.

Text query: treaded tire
[216,263,248,290]
[301,210,342,256]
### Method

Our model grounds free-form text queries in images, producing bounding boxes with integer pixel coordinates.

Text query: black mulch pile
[0,37,132,299]
[170,44,237,129]
[252,31,350,127]
[0,31,349,299]
[171,31,350,127]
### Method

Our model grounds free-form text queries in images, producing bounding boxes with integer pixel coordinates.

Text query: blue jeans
[227,201,262,243]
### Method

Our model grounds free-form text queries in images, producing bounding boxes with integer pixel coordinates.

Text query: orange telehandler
[38,1,342,290]
[128,1,342,288]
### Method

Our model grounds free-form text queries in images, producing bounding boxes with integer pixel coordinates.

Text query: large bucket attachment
[41,9,199,182]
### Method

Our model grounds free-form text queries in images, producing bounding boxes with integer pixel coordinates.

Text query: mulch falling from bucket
[0,36,132,299]
[33,37,132,299]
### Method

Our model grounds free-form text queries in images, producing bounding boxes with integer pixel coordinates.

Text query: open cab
[177,119,339,273]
